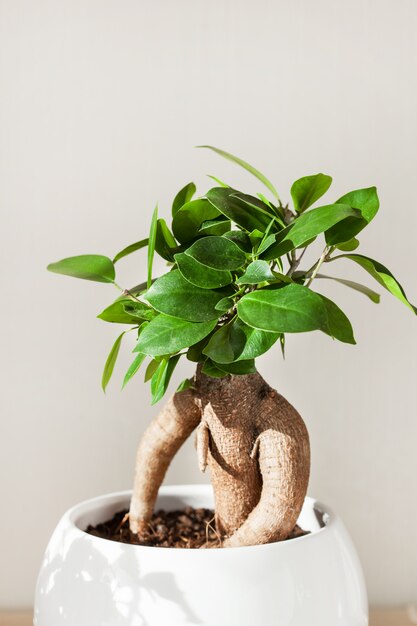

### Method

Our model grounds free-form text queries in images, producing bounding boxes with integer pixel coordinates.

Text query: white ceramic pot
[34,485,368,626]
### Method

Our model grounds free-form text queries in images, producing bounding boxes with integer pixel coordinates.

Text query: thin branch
[287,247,307,277]
[306,247,330,287]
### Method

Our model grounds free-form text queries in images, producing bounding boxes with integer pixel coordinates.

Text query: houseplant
[35,147,416,625]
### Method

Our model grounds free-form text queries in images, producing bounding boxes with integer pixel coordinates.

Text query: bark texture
[129,369,310,547]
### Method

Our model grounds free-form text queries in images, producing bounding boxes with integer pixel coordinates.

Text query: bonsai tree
[48,146,416,548]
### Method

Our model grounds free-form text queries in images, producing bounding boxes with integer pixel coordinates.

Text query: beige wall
[1,0,416,609]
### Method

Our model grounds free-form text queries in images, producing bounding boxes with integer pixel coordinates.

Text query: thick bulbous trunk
[129,368,310,547]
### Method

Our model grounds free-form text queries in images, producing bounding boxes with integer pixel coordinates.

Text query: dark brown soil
[86,507,309,548]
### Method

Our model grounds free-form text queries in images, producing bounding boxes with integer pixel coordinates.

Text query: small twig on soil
[205,515,222,547]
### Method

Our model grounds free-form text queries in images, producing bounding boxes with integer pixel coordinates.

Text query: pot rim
[65,484,334,553]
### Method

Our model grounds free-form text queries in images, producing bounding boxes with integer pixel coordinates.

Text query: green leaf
[184,236,246,271]
[101,332,124,392]
[236,260,275,285]
[175,252,232,289]
[237,284,356,344]
[172,199,221,243]
[315,274,380,303]
[216,360,256,375]
[155,219,177,261]
[198,217,231,236]
[144,358,160,382]
[122,352,146,388]
[198,145,280,201]
[186,333,213,362]
[144,269,224,322]
[330,254,417,313]
[47,254,115,283]
[113,239,148,263]
[214,297,234,312]
[325,187,379,245]
[147,205,158,289]
[336,238,359,252]
[203,318,280,363]
[172,182,196,217]
[201,359,228,378]
[223,230,252,252]
[123,300,157,320]
[134,314,217,356]
[256,233,277,255]
[230,318,280,360]
[206,187,274,233]
[150,355,181,404]
[231,192,278,221]
[207,174,229,188]
[98,298,149,324]
[291,173,332,213]
[176,378,194,392]
[262,204,360,260]
[202,323,235,363]
[237,284,327,333]
[317,294,356,344]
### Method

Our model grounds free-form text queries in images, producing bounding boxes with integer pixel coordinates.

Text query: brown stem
[129,368,310,548]
[224,391,310,547]
[129,387,201,533]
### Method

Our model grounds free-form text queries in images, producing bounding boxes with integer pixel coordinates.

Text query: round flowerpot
[34,484,368,626]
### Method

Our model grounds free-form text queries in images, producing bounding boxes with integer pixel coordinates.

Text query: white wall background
[1,0,416,610]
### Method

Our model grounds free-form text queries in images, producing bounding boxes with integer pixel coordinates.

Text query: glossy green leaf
[175,252,232,289]
[262,204,360,260]
[155,219,177,261]
[330,254,417,313]
[172,199,221,243]
[214,297,234,312]
[198,217,231,236]
[101,332,124,391]
[202,323,235,363]
[231,192,277,220]
[186,333,214,362]
[144,358,160,382]
[172,182,196,217]
[151,355,181,404]
[206,187,273,233]
[122,353,146,388]
[123,300,157,320]
[147,205,158,289]
[230,318,280,360]
[325,187,379,245]
[207,174,229,187]
[203,318,279,363]
[134,314,217,356]
[223,230,252,252]
[336,238,359,252]
[198,145,280,201]
[317,294,356,344]
[236,260,275,284]
[316,274,380,303]
[291,173,332,213]
[98,298,148,324]
[184,236,246,271]
[144,270,224,321]
[47,255,115,283]
[217,360,256,375]
[176,378,194,392]
[237,284,356,344]
[113,239,148,263]
[237,284,327,333]
[201,359,228,378]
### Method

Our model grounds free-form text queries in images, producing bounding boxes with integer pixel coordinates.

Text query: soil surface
[86,507,309,548]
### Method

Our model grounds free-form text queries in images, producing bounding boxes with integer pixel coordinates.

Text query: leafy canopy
[47,147,416,403]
